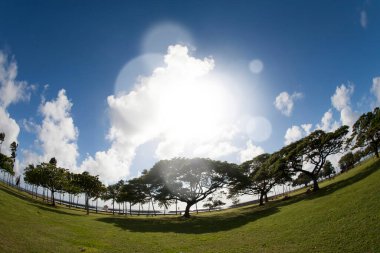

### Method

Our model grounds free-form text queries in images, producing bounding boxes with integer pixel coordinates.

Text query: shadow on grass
[97,205,279,234]
[305,158,380,201]
[0,184,81,216]
[0,184,41,205]
[27,203,81,216]
[97,159,379,234]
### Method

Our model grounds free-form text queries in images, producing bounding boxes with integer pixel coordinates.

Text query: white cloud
[274,91,303,116]
[0,52,31,109]
[239,139,264,163]
[316,109,340,132]
[331,84,358,127]
[24,90,79,170]
[331,84,353,111]
[0,51,31,159]
[80,44,246,183]
[301,123,312,134]
[360,10,368,29]
[38,89,79,169]
[371,77,380,105]
[284,124,311,145]
[0,107,20,156]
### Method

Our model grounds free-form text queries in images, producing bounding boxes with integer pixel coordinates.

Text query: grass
[0,158,379,253]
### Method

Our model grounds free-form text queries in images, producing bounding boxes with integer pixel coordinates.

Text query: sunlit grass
[0,158,379,252]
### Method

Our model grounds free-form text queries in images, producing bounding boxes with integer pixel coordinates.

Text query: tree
[349,107,380,158]
[229,153,288,206]
[0,153,14,175]
[77,172,104,215]
[43,159,67,206]
[146,158,234,218]
[292,172,311,187]
[279,126,348,191]
[0,132,4,153]
[338,152,356,172]
[121,178,149,216]
[104,180,124,215]
[322,160,335,179]
[203,196,226,211]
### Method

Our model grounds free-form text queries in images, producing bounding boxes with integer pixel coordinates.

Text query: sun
[158,74,232,143]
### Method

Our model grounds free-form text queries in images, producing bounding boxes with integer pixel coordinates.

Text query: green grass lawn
[1,158,379,253]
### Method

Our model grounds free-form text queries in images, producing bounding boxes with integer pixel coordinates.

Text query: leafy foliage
[278,126,348,191]
[144,157,235,217]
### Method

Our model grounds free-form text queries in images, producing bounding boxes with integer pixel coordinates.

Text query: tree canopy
[349,107,380,158]
[278,126,348,191]
[144,157,235,217]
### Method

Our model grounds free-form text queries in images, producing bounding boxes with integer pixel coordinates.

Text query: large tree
[146,157,234,218]
[103,180,124,215]
[229,153,289,206]
[77,171,104,215]
[279,126,348,191]
[349,107,380,158]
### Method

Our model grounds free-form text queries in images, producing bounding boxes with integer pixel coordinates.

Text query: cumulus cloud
[284,83,359,146]
[331,84,353,111]
[23,90,79,170]
[0,51,31,158]
[316,109,339,132]
[80,45,246,183]
[38,89,79,169]
[0,52,31,109]
[239,140,265,163]
[0,108,20,155]
[371,77,380,105]
[331,84,358,127]
[284,124,312,145]
[274,91,303,116]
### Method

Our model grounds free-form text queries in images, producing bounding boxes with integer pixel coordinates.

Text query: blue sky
[0,0,379,183]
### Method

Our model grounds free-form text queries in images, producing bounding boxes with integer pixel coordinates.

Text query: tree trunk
[265,192,268,203]
[184,202,194,218]
[86,194,89,215]
[151,199,156,216]
[374,146,379,158]
[259,192,264,206]
[129,203,132,216]
[51,190,55,206]
[112,200,115,215]
[96,199,98,213]
[312,177,320,192]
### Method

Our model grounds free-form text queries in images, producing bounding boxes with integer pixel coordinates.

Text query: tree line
[0,107,379,217]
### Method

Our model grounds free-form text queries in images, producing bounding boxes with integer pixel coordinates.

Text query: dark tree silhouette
[0,132,5,153]
[322,160,335,179]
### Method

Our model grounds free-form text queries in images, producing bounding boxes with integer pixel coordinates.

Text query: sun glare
[158,75,233,142]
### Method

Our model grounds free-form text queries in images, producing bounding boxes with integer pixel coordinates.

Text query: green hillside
[1,158,379,253]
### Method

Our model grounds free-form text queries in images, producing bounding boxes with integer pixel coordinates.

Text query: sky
[0,0,380,184]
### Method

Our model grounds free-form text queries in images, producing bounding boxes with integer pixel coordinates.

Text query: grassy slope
[0,158,379,253]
